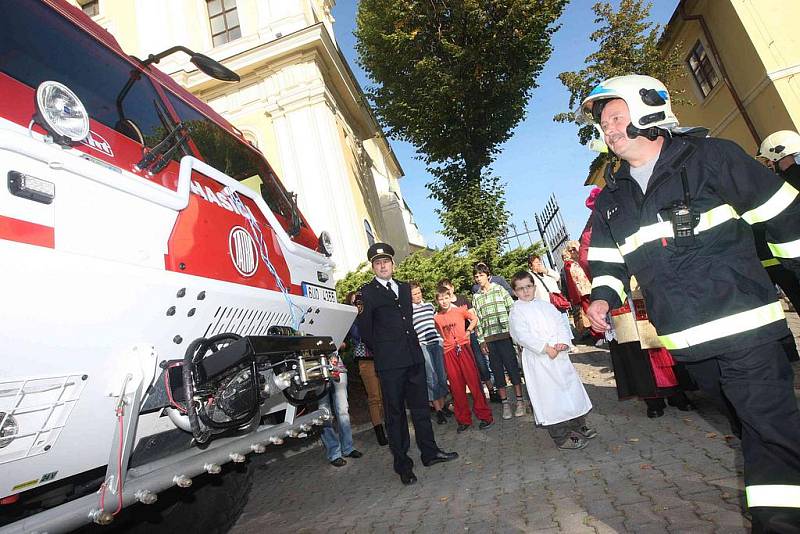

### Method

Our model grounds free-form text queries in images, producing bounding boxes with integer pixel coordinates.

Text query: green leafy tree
[554,0,687,146]
[355,0,567,246]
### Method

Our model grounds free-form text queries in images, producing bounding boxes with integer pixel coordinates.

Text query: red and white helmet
[758,130,800,162]
[580,74,679,137]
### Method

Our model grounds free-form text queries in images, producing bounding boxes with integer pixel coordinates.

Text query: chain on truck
[0,1,357,532]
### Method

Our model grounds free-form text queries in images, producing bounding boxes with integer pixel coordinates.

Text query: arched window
[364,220,375,247]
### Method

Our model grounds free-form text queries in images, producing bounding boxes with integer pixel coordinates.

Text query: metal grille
[203,306,292,338]
[0,375,87,465]
[535,194,570,272]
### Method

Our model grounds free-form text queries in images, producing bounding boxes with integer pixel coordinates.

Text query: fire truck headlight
[0,413,18,449]
[318,231,333,257]
[35,81,90,146]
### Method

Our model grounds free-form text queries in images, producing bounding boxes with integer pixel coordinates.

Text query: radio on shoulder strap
[670,167,700,247]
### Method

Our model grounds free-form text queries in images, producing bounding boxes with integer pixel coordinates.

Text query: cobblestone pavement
[232,314,800,534]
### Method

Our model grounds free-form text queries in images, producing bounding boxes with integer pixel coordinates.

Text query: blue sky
[331,0,680,249]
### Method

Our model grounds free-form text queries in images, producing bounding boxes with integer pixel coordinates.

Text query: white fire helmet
[580,74,679,137]
[758,130,800,162]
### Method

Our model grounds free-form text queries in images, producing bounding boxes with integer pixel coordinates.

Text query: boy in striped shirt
[411,282,450,424]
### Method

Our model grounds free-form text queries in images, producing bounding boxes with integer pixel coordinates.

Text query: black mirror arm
[140,46,195,67]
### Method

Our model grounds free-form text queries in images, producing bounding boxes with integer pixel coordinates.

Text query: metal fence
[535,194,570,272]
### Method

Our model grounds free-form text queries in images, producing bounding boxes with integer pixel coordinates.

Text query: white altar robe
[509,299,592,425]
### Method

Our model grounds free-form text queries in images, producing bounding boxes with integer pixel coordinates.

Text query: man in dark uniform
[583,75,800,532]
[358,242,458,485]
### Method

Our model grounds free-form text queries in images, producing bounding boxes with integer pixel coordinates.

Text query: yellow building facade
[69,0,427,277]
[587,0,800,186]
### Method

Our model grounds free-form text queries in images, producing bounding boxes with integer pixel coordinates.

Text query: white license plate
[302,282,337,303]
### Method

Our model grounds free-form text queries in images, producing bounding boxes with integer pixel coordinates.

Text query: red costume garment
[434,307,492,426]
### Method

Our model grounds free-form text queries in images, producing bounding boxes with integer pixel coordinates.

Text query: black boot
[666,391,695,411]
[644,398,666,418]
[374,424,388,446]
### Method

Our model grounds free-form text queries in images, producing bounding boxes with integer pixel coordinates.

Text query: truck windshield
[164,92,302,236]
[0,0,171,149]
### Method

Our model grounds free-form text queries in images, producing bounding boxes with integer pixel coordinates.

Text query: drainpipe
[679,0,761,146]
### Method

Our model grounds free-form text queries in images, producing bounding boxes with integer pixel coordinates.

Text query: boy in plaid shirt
[472,263,525,420]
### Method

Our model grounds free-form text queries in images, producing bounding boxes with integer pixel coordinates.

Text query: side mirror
[190,53,240,82]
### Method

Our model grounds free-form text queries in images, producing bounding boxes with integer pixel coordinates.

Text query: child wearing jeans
[410,282,450,424]
[433,286,494,433]
[508,271,596,450]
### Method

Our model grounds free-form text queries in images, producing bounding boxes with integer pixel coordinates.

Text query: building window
[687,40,719,98]
[80,0,99,17]
[207,0,241,47]
[364,220,375,247]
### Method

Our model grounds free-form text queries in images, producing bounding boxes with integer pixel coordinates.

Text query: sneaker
[502,401,512,420]
[436,411,448,425]
[514,401,526,417]
[456,423,471,433]
[489,389,502,403]
[557,435,588,450]
[330,457,347,467]
[479,419,493,430]
[576,426,597,439]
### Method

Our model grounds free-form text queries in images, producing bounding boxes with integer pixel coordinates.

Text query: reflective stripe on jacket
[588,135,800,360]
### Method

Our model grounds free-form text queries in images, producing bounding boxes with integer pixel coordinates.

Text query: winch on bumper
[143,334,338,443]
[0,334,339,534]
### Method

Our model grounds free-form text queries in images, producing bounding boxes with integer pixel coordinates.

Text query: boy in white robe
[508,271,597,450]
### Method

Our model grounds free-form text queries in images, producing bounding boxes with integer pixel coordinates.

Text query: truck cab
[0,1,355,531]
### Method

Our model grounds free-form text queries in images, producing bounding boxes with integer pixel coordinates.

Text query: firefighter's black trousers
[768,264,800,317]
[766,265,800,362]
[683,340,800,533]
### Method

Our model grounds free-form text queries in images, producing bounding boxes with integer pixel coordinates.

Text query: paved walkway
[232,314,800,534]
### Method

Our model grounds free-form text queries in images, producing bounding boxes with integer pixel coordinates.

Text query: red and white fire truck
[0,1,355,532]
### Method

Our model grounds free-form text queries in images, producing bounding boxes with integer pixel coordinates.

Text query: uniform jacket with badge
[588,135,800,361]
[357,278,424,372]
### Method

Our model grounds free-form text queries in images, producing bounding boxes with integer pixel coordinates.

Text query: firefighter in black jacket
[756,131,800,330]
[760,130,800,188]
[582,75,800,532]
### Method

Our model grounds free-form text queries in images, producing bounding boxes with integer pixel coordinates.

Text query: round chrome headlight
[35,81,90,145]
[0,412,18,449]
[318,231,333,257]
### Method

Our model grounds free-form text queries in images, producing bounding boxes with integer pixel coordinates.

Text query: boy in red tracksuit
[433,286,494,433]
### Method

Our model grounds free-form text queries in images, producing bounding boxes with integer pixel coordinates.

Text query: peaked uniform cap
[367,242,395,262]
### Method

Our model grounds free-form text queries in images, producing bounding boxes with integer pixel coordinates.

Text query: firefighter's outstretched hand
[587,300,610,332]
